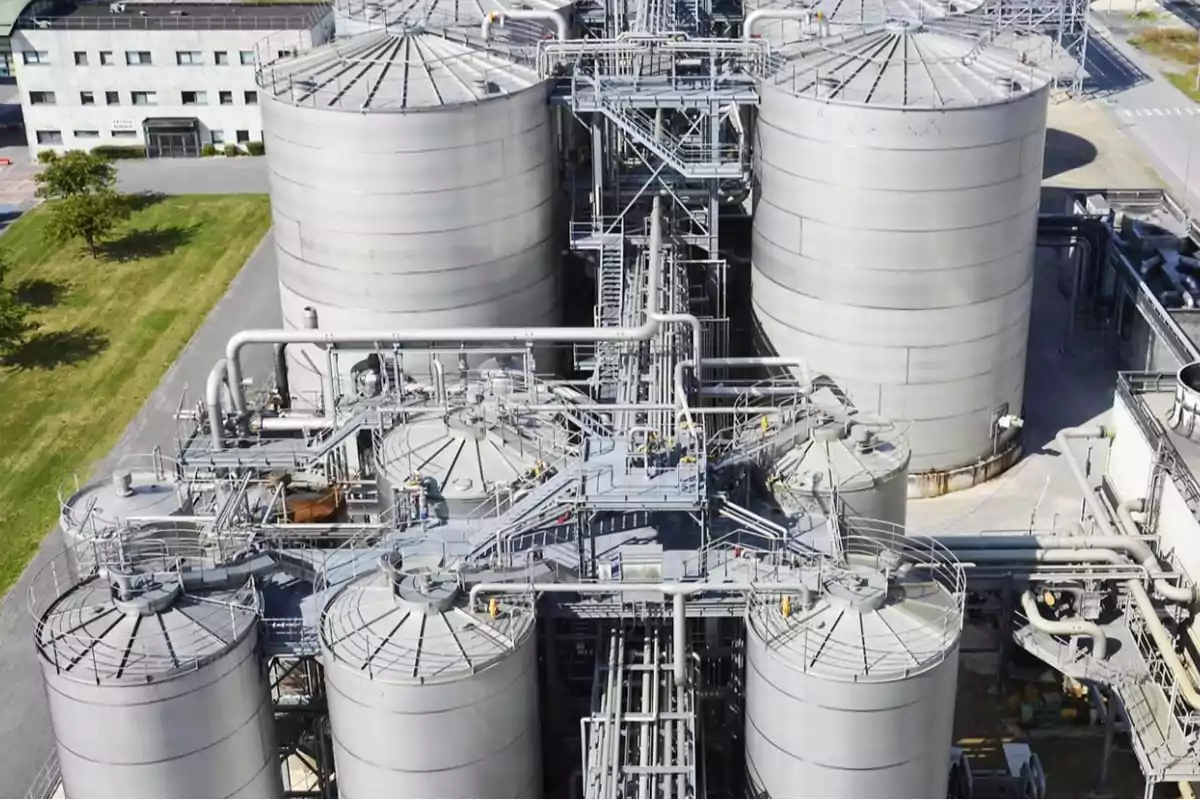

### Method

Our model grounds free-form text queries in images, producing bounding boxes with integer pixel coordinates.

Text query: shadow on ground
[1,326,108,369]
[12,278,65,308]
[123,191,166,213]
[0,209,21,236]
[100,224,195,262]
[1082,29,1153,98]
[1043,128,1099,180]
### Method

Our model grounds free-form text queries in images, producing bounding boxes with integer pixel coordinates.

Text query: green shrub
[245,140,265,156]
[36,150,59,164]
[223,143,241,157]
[201,143,218,157]
[91,145,147,160]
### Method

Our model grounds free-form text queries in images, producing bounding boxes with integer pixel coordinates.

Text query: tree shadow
[100,224,194,262]
[122,191,167,213]
[12,278,65,308]
[2,326,108,370]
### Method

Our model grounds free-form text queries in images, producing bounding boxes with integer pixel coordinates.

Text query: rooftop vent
[1170,362,1200,440]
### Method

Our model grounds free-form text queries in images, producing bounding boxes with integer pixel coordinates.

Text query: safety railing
[19,6,328,31]
[57,448,183,537]
[1118,371,1200,523]
[30,537,262,685]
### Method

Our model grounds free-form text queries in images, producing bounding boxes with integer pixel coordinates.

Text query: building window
[218,91,233,105]
[175,50,202,66]
[22,51,48,66]
[214,50,229,65]
[80,91,95,105]
[100,51,114,65]
[125,51,152,66]
[211,129,225,145]
[73,130,99,139]
[181,91,206,106]
[73,51,88,66]
[239,50,255,66]
[236,130,249,143]
[243,90,258,105]
[112,130,137,139]
[276,49,295,59]
[29,91,55,105]
[131,91,157,106]
[35,130,62,145]
[105,91,119,105]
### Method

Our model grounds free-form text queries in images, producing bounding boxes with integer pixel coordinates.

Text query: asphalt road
[0,162,279,796]
[1089,14,1200,210]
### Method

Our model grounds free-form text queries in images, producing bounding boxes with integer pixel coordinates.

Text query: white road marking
[1119,107,1200,117]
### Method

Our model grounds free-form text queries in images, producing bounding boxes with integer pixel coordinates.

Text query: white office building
[9,0,332,156]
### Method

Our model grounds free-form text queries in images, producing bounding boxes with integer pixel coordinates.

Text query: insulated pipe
[1055,426,1199,603]
[1128,579,1200,710]
[673,357,809,431]
[217,196,700,420]
[480,9,569,41]
[206,358,230,450]
[273,344,291,410]
[1020,589,1108,660]
[742,8,812,39]
[468,581,812,685]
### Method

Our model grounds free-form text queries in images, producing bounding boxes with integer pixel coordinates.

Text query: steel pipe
[209,195,702,446]
[467,580,812,685]
[206,358,230,450]
[480,9,569,41]
[674,357,809,431]
[1020,589,1108,660]
[742,8,812,39]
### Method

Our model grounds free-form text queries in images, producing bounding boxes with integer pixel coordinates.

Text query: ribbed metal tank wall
[258,32,559,407]
[744,537,964,798]
[320,563,541,797]
[752,24,1050,474]
[33,551,281,799]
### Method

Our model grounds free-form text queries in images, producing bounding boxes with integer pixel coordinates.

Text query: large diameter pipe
[206,358,229,450]
[673,357,808,431]
[481,9,569,41]
[217,197,698,415]
[742,8,813,39]
[1055,426,1198,602]
[1020,589,1108,660]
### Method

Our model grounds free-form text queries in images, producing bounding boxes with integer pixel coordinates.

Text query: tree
[0,253,32,357]
[44,191,130,258]
[35,150,130,258]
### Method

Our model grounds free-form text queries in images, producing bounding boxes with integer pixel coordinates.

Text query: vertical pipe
[639,635,652,798]
[673,592,686,686]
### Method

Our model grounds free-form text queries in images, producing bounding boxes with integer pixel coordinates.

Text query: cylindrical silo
[768,417,910,528]
[258,31,560,409]
[320,557,541,797]
[32,545,282,799]
[744,534,964,798]
[752,22,1051,487]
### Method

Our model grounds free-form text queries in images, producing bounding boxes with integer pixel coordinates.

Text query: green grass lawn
[1129,27,1200,101]
[0,194,271,594]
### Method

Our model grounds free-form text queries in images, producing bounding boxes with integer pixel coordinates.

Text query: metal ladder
[596,234,626,385]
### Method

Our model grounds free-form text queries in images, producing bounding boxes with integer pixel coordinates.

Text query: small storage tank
[32,545,282,799]
[258,30,559,408]
[745,534,964,798]
[379,391,571,520]
[59,456,189,548]
[752,23,1051,482]
[768,417,910,527]
[320,557,541,797]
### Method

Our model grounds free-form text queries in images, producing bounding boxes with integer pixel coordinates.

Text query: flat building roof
[17,0,329,31]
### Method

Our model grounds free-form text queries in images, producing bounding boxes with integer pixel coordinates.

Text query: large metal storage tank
[751,23,1051,483]
[320,557,541,797]
[32,545,282,799]
[257,31,560,409]
[744,534,964,798]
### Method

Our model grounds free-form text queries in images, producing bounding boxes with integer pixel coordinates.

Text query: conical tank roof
[258,28,544,110]
[335,0,573,34]
[764,20,1058,108]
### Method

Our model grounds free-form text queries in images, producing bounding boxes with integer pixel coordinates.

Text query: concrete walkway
[117,156,269,195]
[0,190,279,795]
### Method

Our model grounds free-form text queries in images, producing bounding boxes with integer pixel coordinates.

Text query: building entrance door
[143,118,201,158]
